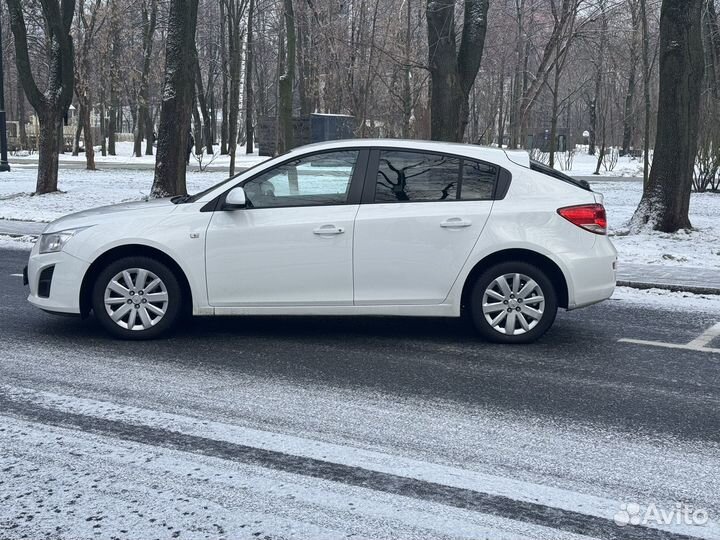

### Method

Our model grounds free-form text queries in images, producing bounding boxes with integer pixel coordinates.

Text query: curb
[0,232,40,238]
[616,280,720,296]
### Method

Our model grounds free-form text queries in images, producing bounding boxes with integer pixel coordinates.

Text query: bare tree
[245,0,255,153]
[151,0,200,197]
[73,0,106,170]
[6,0,75,194]
[221,0,249,173]
[630,0,704,232]
[426,0,489,141]
[134,0,157,158]
[621,0,641,156]
[278,0,295,152]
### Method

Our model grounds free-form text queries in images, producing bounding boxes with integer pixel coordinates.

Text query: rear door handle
[440,218,472,228]
[313,224,345,235]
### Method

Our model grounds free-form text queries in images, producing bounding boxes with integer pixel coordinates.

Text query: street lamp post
[0,7,12,172]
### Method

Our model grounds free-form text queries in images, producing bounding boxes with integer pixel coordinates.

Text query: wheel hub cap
[481,273,545,336]
[103,268,169,331]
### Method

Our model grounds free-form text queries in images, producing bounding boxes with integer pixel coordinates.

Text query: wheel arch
[79,244,193,318]
[460,248,570,312]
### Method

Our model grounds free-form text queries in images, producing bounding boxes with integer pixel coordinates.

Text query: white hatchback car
[25,140,616,343]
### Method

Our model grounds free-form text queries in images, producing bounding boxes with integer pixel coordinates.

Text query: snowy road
[1,248,719,539]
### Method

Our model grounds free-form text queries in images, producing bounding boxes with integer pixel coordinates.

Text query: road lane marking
[0,384,715,540]
[687,322,720,348]
[619,322,720,355]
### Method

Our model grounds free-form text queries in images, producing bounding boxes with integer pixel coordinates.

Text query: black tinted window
[375,151,460,202]
[461,160,497,200]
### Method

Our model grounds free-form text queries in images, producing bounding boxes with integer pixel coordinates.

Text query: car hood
[43,198,177,233]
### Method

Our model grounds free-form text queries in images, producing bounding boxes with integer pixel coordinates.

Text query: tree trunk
[704,0,720,97]
[133,109,143,157]
[135,0,157,158]
[219,0,229,155]
[630,0,704,233]
[548,66,560,168]
[194,50,214,154]
[7,0,76,194]
[278,0,296,154]
[245,0,255,154]
[17,77,28,150]
[588,99,597,155]
[37,113,64,194]
[225,0,245,175]
[497,55,506,148]
[426,0,489,142]
[509,0,524,149]
[590,0,607,156]
[82,97,96,170]
[73,108,83,156]
[145,107,154,155]
[401,0,412,138]
[192,97,202,155]
[107,0,120,156]
[108,97,117,155]
[100,97,107,157]
[622,1,641,156]
[640,0,652,187]
[151,0,200,197]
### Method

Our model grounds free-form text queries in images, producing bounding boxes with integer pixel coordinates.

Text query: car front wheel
[470,262,558,344]
[91,256,182,340]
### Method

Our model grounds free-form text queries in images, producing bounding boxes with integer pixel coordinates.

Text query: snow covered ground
[551,150,645,178]
[593,180,720,268]
[10,141,266,170]
[0,168,230,223]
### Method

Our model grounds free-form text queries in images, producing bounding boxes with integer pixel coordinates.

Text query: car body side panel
[58,204,213,315]
[443,166,617,312]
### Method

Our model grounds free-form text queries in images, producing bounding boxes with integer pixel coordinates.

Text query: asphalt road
[1,247,719,539]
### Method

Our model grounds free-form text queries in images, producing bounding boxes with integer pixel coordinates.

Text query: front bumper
[26,246,90,315]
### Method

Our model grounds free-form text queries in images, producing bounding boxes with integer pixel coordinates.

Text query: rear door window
[373,150,499,202]
[375,151,461,202]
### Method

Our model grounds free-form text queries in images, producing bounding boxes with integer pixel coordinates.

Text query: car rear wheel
[470,262,558,344]
[91,256,182,340]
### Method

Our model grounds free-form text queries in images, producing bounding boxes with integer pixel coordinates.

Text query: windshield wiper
[171,194,193,204]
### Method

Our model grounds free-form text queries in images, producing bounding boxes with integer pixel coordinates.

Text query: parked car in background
[25,139,616,343]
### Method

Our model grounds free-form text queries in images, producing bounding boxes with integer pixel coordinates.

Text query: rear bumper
[562,236,617,310]
[26,247,89,315]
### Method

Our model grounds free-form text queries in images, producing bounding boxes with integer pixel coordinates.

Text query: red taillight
[557,204,607,235]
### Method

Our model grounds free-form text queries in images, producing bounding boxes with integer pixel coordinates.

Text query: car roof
[284,139,529,168]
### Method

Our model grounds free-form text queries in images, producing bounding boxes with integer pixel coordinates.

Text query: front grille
[37,266,55,298]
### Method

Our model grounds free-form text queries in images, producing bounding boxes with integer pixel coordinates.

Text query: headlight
[38,227,92,254]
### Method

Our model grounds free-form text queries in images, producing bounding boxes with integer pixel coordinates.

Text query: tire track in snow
[0,388,712,540]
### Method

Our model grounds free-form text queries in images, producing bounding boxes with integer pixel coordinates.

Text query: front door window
[243,151,359,208]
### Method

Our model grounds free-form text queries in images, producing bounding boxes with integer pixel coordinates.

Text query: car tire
[91,256,183,340]
[470,261,558,344]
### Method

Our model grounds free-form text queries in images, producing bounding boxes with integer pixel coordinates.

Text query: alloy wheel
[481,273,545,336]
[103,268,169,331]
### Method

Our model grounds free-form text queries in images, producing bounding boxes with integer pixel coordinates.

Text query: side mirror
[224,187,246,209]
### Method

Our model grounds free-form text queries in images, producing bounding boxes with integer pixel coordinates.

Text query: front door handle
[313,224,345,235]
[440,218,472,228]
